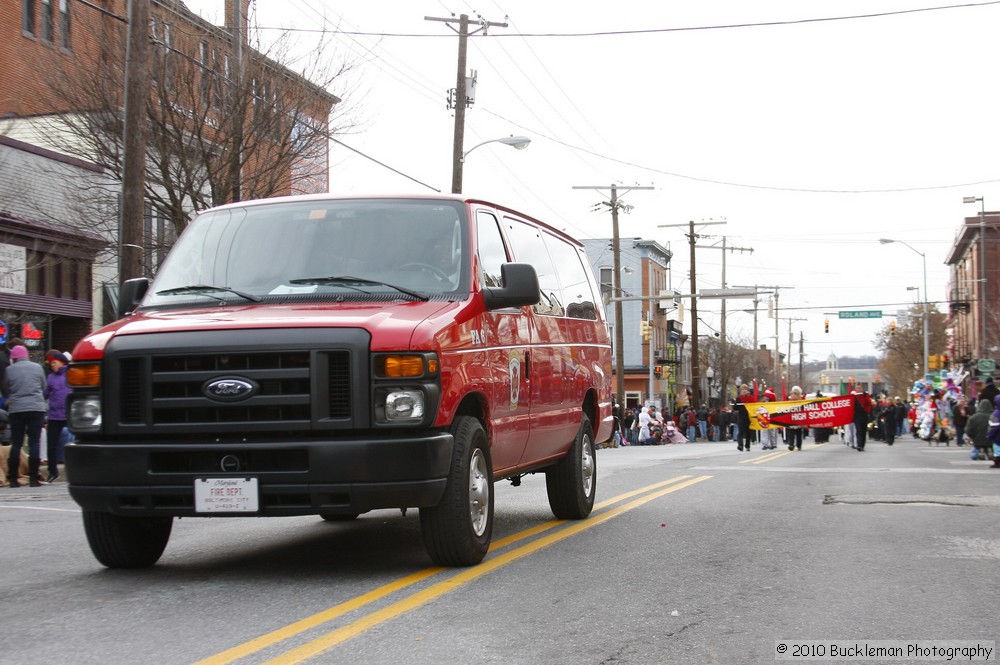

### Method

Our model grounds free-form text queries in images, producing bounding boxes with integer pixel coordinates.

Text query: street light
[461,135,531,161]
[880,238,929,376]
[454,135,531,194]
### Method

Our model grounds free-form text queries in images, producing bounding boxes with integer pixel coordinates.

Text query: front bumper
[66,432,453,517]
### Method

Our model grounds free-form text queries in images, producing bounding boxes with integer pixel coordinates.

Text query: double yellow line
[196,474,712,665]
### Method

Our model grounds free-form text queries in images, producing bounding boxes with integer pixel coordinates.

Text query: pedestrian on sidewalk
[986,395,1000,468]
[43,351,72,482]
[696,404,709,441]
[952,397,969,449]
[2,345,47,487]
[964,398,993,461]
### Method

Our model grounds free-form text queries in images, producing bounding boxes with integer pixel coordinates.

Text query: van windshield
[144,198,470,307]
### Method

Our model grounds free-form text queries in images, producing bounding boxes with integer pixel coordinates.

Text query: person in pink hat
[2,345,47,487]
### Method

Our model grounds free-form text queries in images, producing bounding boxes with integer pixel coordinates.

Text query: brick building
[0,0,338,353]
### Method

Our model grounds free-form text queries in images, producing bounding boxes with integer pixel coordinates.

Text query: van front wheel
[82,511,173,568]
[546,413,597,519]
[420,416,493,566]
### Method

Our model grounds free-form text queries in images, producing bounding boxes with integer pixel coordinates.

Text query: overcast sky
[187,0,1000,363]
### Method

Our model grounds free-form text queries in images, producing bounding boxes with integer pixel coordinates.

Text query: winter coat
[1,358,47,414]
[986,395,1000,447]
[44,365,72,421]
[965,399,993,450]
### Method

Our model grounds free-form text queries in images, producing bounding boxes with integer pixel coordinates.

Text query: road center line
[261,475,712,665]
[196,474,709,665]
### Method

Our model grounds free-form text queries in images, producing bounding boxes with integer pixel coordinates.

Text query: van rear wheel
[546,413,597,519]
[82,511,173,568]
[420,416,493,566]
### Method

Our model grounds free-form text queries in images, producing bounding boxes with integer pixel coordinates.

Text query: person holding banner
[785,386,806,451]
[735,384,753,452]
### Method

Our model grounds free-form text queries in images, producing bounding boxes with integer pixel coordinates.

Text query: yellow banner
[743,396,855,430]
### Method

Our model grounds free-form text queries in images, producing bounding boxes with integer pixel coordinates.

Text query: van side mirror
[117,277,150,319]
[482,263,540,311]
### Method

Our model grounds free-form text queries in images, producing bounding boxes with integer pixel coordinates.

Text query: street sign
[977,358,996,374]
[838,310,882,319]
[699,288,758,298]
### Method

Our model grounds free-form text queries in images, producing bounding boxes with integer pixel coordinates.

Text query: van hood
[73,300,460,359]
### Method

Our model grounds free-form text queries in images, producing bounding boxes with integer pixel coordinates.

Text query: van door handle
[524,352,530,379]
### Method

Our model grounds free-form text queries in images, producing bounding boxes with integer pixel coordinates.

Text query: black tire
[546,413,597,519]
[320,513,360,522]
[82,511,173,569]
[420,416,493,566]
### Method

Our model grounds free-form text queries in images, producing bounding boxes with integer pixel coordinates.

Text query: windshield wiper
[156,284,261,303]
[289,275,429,301]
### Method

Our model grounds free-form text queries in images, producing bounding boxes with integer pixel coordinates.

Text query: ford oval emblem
[203,377,258,402]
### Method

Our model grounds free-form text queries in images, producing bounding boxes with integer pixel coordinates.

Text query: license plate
[194,477,259,513]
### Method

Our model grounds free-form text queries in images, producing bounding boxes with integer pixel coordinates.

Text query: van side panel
[430,307,532,477]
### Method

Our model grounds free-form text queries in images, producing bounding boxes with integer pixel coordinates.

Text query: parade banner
[745,395,856,430]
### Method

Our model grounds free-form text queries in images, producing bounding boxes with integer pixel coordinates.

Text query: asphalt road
[1,433,997,664]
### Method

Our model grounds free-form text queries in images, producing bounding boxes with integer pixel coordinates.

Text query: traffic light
[929,355,940,370]
[890,321,896,336]
[654,365,662,378]
[824,319,829,333]
[941,354,948,367]
[640,320,652,341]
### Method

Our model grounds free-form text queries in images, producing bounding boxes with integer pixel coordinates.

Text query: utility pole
[574,185,653,407]
[229,0,245,202]
[660,220,726,408]
[425,14,507,194]
[798,331,805,388]
[732,284,782,384]
[783,317,807,392]
[696,235,753,404]
[120,0,150,284]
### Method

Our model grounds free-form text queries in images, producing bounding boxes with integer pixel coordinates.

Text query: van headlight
[384,390,425,420]
[69,396,102,431]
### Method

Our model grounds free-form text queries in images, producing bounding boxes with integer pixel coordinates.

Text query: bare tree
[700,333,761,405]
[875,303,948,393]
[38,6,358,242]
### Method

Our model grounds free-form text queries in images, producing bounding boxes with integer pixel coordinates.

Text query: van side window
[475,211,509,288]
[504,218,563,317]
[541,232,599,320]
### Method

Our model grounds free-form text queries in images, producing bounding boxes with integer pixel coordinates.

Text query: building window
[41,0,53,42]
[599,267,613,300]
[59,0,70,49]
[22,0,35,35]
[199,41,210,106]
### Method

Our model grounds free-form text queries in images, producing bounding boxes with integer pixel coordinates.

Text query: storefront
[0,213,105,360]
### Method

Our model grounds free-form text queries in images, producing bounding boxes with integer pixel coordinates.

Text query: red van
[66,195,613,567]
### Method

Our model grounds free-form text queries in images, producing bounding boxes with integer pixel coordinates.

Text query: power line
[246,2,1000,37]
[480,108,1000,194]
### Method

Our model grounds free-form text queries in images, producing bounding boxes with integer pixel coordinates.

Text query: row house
[944,211,1000,371]
[581,238,679,411]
